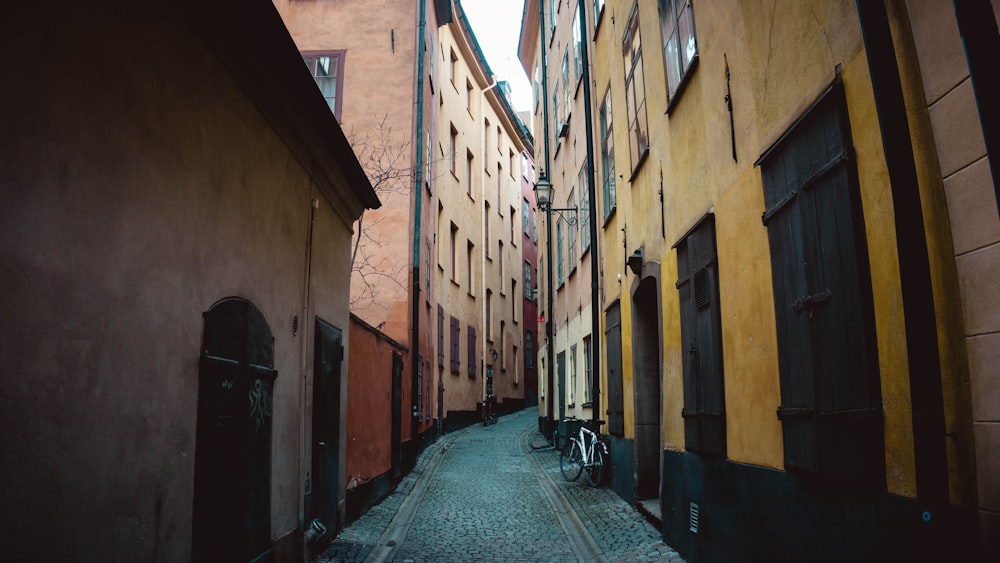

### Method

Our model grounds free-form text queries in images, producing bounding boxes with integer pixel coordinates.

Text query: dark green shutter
[605,302,625,436]
[760,83,882,479]
[676,216,725,457]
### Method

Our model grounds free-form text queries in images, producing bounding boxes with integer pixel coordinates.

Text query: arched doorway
[631,276,662,500]
[192,297,276,563]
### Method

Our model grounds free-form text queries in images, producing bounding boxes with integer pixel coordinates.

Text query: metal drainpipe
[577,0,600,430]
[854,0,949,545]
[537,0,557,441]
[411,0,427,441]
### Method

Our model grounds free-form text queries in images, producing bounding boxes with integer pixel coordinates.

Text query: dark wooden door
[760,84,881,479]
[605,302,625,437]
[193,298,275,563]
[312,319,343,536]
[391,351,403,479]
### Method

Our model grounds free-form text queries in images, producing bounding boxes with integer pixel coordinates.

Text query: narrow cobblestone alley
[316,409,684,563]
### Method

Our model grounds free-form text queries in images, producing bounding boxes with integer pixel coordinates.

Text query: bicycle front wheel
[585,445,605,487]
[560,440,584,481]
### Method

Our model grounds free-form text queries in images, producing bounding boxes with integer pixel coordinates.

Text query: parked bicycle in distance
[559,417,608,487]
[482,394,497,426]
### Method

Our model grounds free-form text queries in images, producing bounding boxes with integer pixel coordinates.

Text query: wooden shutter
[605,302,625,436]
[450,316,460,374]
[676,215,726,456]
[760,83,881,478]
[468,325,477,378]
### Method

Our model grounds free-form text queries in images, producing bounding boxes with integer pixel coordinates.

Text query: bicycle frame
[560,418,608,486]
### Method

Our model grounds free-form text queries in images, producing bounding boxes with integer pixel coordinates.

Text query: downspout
[854,0,949,542]
[299,197,318,537]
[577,0,600,429]
[538,0,555,439]
[411,0,428,441]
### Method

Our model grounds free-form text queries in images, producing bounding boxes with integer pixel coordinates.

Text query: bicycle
[481,395,497,426]
[559,418,608,487]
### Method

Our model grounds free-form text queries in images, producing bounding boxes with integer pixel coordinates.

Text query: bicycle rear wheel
[585,445,605,487]
[560,440,584,481]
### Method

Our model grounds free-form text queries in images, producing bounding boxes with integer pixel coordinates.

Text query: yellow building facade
[525,0,994,558]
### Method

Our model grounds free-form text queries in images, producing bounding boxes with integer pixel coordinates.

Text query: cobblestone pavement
[314,408,685,563]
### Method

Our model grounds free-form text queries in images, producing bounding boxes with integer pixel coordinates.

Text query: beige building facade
[436,1,534,425]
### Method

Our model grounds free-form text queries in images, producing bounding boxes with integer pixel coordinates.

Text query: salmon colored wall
[346,317,407,486]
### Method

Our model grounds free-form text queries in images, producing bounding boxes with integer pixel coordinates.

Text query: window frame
[658,0,699,111]
[302,50,347,122]
[621,3,650,175]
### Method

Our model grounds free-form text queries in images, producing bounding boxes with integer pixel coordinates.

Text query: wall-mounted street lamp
[533,174,579,225]
[627,248,644,276]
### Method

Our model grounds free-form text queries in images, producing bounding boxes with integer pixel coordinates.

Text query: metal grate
[689,502,700,534]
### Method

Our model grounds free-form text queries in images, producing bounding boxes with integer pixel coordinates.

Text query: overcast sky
[460,0,532,112]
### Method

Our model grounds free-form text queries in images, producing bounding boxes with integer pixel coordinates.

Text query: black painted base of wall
[443,410,480,433]
[660,450,981,562]
[608,434,636,505]
[344,471,394,527]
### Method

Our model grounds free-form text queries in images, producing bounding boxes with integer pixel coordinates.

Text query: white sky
[460,0,532,113]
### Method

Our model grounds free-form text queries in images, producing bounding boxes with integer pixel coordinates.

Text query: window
[486,289,493,341]
[468,325,477,377]
[599,87,616,219]
[552,81,561,145]
[449,316,460,374]
[523,199,531,235]
[594,0,605,23]
[449,124,457,174]
[437,202,445,268]
[510,206,517,244]
[303,51,346,122]
[579,161,590,253]
[467,151,474,196]
[567,189,577,270]
[622,3,649,173]
[562,51,570,117]
[497,163,502,206]
[512,279,518,322]
[497,126,502,154]
[450,222,458,281]
[572,8,583,87]
[450,48,458,84]
[659,0,698,105]
[526,330,534,369]
[467,79,473,111]
[676,215,725,456]
[533,209,538,244]
[549,0,557,35]
[485,203,491,258]
[500,320,506,370]
[583,336,592,403]
[569,344,578,405]
[760,84,881,480]
[533,65,541,111]
[557,221,564,286]
[510,150,516,178]
[484,119,490,161]
[524,261,533,299]
[467,241,474,292]
[513,345,519,384]
[499,241,505,293]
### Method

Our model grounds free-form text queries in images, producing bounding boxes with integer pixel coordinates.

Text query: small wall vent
[689,502,700,534]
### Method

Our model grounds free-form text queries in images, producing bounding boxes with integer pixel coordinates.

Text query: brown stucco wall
[0,7,363,561]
